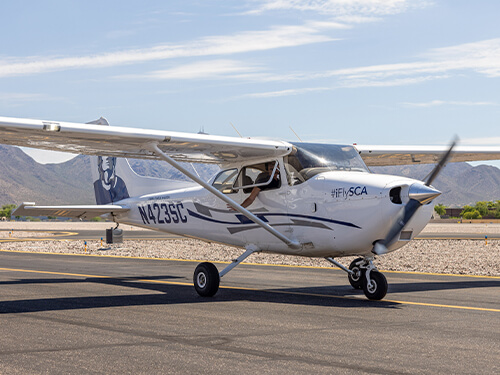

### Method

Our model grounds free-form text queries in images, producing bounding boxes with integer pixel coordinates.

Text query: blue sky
[1,0,499,166]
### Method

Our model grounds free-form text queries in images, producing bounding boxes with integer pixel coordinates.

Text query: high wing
[355,145,500,166]
[0,116,292,164]
[1,116,498,167]
[13,203,129,220]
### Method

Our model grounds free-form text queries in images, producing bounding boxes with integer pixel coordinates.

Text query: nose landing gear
[326,257,388,300]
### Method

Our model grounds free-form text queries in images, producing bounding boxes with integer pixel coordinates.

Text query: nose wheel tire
[194,262,220,297]
[348,257,365,289]
[362,271,388,300]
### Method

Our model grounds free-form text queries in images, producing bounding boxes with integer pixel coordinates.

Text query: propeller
[372,137,458,256]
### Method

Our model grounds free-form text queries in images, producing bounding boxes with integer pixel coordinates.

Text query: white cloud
[136,60,263,80]
[139,36,500,95]
[0,23,337,78]
[236,86,331,99]
[323,38,500,80]
[339,74,449,88]
[402,100,498,108]
[245,0,431,18]
[118,59,308,82]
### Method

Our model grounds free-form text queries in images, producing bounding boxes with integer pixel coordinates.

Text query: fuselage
[114,164,433,258]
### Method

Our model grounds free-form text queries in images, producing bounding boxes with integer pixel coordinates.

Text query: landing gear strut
[326,256,388,300]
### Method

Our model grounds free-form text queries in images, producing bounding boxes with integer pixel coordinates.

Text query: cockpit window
[285,142,369,183]
[212,168,238,194]
[234,161,281,193]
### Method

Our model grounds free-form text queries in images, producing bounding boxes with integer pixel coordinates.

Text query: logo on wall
[93,156,129,204]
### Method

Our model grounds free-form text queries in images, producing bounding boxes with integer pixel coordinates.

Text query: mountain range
[0,145,499,207]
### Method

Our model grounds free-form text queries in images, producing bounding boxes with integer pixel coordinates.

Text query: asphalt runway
[0,251,498,374]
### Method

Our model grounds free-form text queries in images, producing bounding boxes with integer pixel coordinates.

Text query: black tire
[348,257,365,289]
[193,262,220,297]
[362,271,388,300]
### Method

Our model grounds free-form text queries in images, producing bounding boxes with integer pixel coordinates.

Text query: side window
[234,161,281,193]
[212,168,238,194]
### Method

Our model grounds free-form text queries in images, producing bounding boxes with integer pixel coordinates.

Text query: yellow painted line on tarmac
[0,231,78,242]
[415,237,500,240]
[1,248,499,280]
[381,299,500,313]
[379,269,500,279]
[0,266,499,313]
[0,267,110,279]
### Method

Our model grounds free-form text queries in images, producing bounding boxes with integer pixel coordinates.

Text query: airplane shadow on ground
[0,274,498,314]
[0,275,399,313]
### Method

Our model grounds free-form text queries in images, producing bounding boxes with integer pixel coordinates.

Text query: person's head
[265,162,279,176]
[97,156,117,189]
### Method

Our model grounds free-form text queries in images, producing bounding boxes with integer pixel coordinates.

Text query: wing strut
[146,143,300,249]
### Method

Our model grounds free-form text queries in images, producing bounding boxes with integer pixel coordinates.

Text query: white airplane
[1,115,499,300]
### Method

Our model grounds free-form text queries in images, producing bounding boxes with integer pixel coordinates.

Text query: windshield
[285,142,369,182]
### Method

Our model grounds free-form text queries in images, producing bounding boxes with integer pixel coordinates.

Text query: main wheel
[348,257,365,290]
[193,262,220,297]
[362,271,388,300]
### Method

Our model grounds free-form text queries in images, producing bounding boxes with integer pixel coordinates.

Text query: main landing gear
[326,257,388,300]
[193,247,257,297]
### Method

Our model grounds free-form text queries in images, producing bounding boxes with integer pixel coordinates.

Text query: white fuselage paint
[112,167,432,258]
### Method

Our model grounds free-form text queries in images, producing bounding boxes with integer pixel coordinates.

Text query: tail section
[87,118,196,205]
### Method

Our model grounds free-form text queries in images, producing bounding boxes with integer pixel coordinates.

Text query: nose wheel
[326,256,388,300]
[362,270,388,300]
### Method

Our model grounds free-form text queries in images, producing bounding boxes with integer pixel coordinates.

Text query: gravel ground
[0,222,499,276]
[423,222,500,234]
[1,236,498,276]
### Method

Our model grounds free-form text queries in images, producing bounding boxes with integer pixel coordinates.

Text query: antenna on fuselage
[230,122,243,138]
[289,126,303,142]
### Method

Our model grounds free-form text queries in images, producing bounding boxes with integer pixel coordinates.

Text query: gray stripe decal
[227,219,332,234]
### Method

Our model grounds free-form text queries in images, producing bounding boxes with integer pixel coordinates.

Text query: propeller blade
[373,199,421,255]
[373,138,456,256]
[425,136,458,186]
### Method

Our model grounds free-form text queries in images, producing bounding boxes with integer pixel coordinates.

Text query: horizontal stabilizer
[13,202,129,219]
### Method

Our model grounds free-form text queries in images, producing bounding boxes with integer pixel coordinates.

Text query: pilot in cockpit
[229,162,281,210]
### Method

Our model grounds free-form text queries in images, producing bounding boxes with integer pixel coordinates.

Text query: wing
[13,203,129,220]
[0,116,292,164]
[355,145,500,166]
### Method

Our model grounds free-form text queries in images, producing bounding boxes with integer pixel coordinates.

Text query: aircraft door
[282,155,320,246]
[233,160,292,247]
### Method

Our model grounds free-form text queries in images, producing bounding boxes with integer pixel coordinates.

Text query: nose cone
[409,183,441,204]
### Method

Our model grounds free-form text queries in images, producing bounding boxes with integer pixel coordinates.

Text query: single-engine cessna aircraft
[1,116,499,300]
